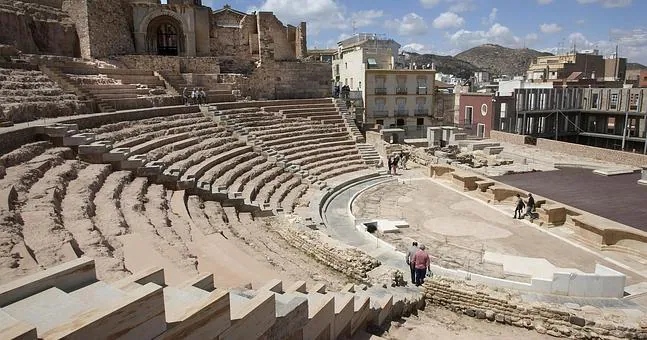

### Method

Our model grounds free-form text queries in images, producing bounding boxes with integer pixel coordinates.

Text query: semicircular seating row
[0,99,371,283]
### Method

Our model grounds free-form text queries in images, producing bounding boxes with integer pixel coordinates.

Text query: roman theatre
[0,0,647,339]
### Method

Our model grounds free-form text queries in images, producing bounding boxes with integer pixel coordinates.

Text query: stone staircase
[335,99,365,143]
[356,144,382,167]
[40,64,115,113]
[161,72,236,103]
[0,258,424,339]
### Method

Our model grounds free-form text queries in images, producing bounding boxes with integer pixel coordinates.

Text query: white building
[332,33,400,91]
[497,80,554,96]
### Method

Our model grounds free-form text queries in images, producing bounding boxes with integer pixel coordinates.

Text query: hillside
[403,52,479,79]
[455,44,552,77]
[627,62,647,70]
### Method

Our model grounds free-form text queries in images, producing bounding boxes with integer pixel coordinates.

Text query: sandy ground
[352,166,647,285]
[377,307,551,340]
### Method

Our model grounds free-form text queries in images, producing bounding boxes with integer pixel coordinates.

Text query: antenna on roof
[352,20,357,35]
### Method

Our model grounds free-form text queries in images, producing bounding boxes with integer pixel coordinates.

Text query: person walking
[182,87,189,106]
[524,193,535,220]
[513,193,525,219]
[191,88,197,105]
[392,154,399,175]
[405,241,419,284]
[199,88,207,105]
[387,156,393,175]
[413,244,431,286]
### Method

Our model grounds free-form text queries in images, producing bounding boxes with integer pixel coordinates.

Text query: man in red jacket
[413,244,431,286]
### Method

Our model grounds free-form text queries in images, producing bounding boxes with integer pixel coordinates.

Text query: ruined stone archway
[146,15,184,56]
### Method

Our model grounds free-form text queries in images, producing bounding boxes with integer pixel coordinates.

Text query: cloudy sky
[194,0,646,64]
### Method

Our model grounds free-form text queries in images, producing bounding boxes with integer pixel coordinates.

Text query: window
[481,103,488,116]
[591,93,599,109]
[500,103,507,118]
[376,119,384,126]
[416,118,424,126]
[396,118,405,126]
[396,76,407,95]
[465,106,473,125]
[375,98,386,111]
[367,58,378,69]
[350,78,353,89]
[395,98,406,114]
[630,93,639,111]
[416,97,426,113]
[345,62,347,69]
[610,93,618,110]
[417,77,427,94]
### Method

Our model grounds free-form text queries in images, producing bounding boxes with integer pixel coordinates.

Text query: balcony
[374,88,387,95]
[393,109,409,116]
[395,87,408,95]
[372,110,389,117]
[414,108,430,116]
[416,86,428,95]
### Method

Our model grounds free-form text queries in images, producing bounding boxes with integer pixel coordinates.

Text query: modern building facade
[526,52,626,82]
[332,33,400,92]
[363,69,436,127]
[498,87,647,153]
[455,93,494,138]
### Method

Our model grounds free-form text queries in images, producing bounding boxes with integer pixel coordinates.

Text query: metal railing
[395,87,408,95]
[416,86,428,95]
[394,109,409,116]
[374,88,387,95]
[414,108,430,116]
[372,110,389,117]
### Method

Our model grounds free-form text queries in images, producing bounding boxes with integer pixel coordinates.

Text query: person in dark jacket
[514,194,525,219]
[524,193,535,220]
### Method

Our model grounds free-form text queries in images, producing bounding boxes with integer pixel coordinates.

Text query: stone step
[68,281,126,307]
[3,287,89,334]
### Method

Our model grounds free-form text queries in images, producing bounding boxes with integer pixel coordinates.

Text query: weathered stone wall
[63,0,134,59]
[0,1,80,57]
[296,22,307,59]
[490,130,527,145]
[0,127,41,155]
[84,0,135,58]
[424,278,647,339]
[248,61,331,100]
[536,138,647,168]
[276,225,380,283]
[22,0,64,8]
[109,55,221,74]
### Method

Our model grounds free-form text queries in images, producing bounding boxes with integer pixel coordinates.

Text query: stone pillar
[427,127,442,147]
[441,126,457,145]
[296,22,307,59]
[184,31,197,57]
[639,167,647,185]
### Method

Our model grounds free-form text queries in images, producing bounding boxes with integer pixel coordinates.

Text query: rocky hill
[627,62,647,70]
[403,52,479,79]
[455,44,552,77]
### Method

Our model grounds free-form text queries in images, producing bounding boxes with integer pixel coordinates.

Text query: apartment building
[332,33,400,91]
[502,87,647,153]
[527,52,626,82]
[364,69,436,127]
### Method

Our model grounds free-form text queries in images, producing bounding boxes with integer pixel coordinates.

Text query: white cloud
[482,7,497,25]
[249,0,385,35]
[576,19,586,25]
[537,0,553,4]
[433,12,464,29]
[540,23,563,34]
[420,0,441,8]
[350,10,384,28]
[385,13,428,36]
[402,43,433,54]
[525,33,539,44]
[249,0,346,34]
[551,30,647,64]
[448,23,525,50]
[448,0,476,12]
[575,0,632,8]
